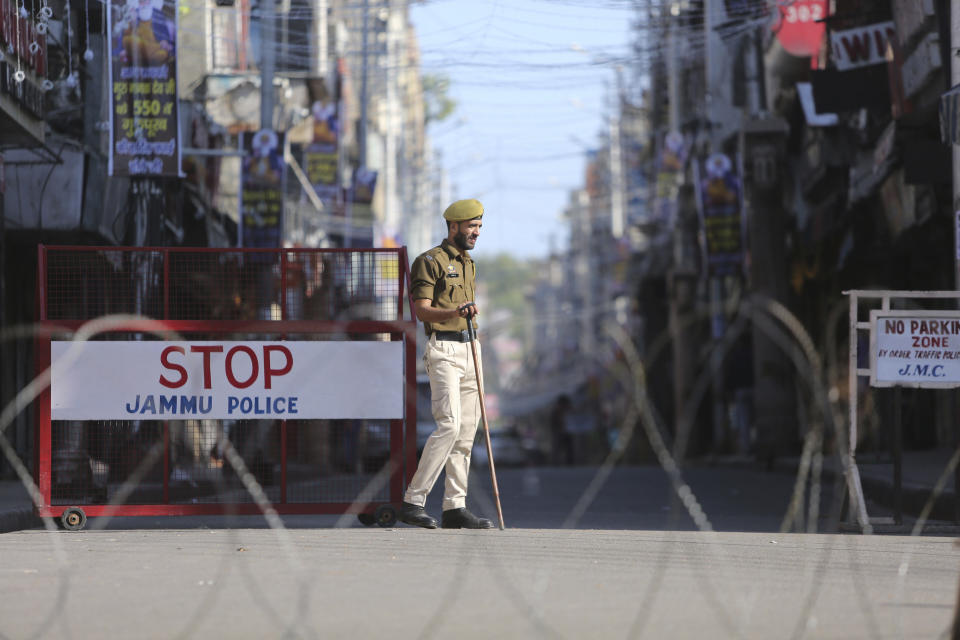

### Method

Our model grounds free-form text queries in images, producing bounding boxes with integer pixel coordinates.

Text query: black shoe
[441,507,495,529]
[399,502,438,529]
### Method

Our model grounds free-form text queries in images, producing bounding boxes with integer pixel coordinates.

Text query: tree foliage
[422,73,456,125]
[475,253,535,342]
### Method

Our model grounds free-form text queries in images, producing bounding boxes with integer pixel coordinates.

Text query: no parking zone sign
[51,341,403,420]
[871,311,960,388]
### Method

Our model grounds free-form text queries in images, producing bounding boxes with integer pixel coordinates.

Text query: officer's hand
[457,302,479,318]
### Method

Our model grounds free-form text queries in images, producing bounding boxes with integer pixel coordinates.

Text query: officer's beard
[452,230,474,251]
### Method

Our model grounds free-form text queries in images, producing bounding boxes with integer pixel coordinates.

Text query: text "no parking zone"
[872,312,960,387]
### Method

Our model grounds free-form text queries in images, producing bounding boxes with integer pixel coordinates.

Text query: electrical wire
[40,0,788,239]
[59,0,764,84]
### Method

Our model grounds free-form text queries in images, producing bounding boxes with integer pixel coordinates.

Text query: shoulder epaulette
[426,245,450,270]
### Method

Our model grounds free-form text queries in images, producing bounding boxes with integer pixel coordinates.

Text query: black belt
[433,330,472,342]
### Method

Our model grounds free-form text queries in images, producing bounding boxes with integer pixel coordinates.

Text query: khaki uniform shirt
[410,239,477,335]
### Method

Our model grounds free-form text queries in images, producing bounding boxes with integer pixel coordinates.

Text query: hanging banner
[695,152,745,276]
[352,167,377,205]
[303,147,338,201]
[240,129,285,249]
[653,131,686,228]
[107,0,180,176]
[303,97,340,202]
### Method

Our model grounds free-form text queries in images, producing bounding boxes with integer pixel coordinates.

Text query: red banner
[773,0,827,58]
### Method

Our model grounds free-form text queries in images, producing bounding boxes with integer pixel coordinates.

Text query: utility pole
[953,0,960,290]
[666,0,698,457]
[703,0,727,453]
[0,155,4,477]
[950,0,960,527]
[260,0,276,131]
[316,0,328,81]
[359,0,369,170]
[741,22,794,467]
[348,0,372,249]
[384,1,399,243]
[610,70,625,240]
[667,6,679,129]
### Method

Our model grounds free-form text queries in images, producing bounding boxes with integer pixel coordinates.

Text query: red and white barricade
[34,246,417,529]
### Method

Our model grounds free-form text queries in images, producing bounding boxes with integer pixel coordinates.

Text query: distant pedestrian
[550,394,574,466]
[398,199,494,530]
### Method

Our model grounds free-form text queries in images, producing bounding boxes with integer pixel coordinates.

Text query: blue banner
[695,153,745,276]
[240,129,285,249]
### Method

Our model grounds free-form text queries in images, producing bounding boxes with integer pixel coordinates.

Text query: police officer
[399,198,494,529]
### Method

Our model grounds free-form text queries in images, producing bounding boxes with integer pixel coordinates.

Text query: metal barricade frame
[845,289,960,530]
[34,245,418,528]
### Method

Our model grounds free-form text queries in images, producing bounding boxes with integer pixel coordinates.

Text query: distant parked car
[472,426,529,467]
[361,421,391,473]
[415,375,536,467]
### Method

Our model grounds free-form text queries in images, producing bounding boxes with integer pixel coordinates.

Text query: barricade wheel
[60,507,87,531]
[357,513,376,526]
[374,505,397,528]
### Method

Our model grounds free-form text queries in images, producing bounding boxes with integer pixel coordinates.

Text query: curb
[703,455,960,523]
[2,462,956,533]
[858,474,958,522]
[0,508,41,534]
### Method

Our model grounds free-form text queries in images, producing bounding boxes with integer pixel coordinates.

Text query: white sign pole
[847,291,869,528]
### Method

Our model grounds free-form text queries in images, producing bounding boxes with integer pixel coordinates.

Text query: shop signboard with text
[830,21,896,71]
[773,0,827,58]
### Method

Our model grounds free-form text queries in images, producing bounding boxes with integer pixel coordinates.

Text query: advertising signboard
[240,129,285,249]
[51,340,404,420]
[107,0,181,176]
[303,96,340,202]
[870,310,960,388]
[694,152,744,276]
[773,0,827,57]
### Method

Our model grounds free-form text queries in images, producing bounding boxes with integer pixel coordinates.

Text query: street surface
[0,466,957,639]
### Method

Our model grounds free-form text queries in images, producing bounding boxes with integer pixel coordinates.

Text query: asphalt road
[0,527,956,639]
[0,466,956,639]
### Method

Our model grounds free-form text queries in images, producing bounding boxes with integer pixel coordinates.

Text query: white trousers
[404,334,481,511]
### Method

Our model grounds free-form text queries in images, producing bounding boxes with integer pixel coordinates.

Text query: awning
[811,64,890,112]
[902,137,951,184]
[939,85,960,145]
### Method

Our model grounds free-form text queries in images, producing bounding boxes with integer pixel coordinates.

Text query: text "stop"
[159,345,293,389]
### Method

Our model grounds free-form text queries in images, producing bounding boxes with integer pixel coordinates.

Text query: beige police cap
[443,198,484,222]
